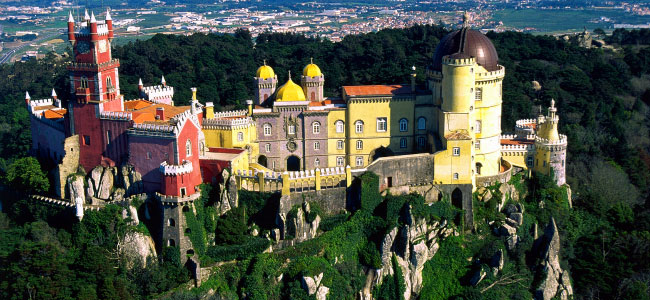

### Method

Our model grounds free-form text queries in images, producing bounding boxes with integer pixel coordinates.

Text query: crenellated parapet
[100,111,133,121]
[235,166,351,196]
[212,110,247,119]
[160,160,193,176]
[142,85,174,104]
[202,117,253,130]
[535,134,568,148]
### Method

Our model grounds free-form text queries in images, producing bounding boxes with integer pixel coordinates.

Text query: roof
[131,104,189,124]
[432,28,499,72]
[256,65,275,79]
[200,147,246,161]
[343,85,412,97]
[445,130,471,140]
[303,63,322,77]
[33,105,58,111]
[125,99,154,110]
[275,78,306,102]
[43,109,67,119]
[500,139,533,145]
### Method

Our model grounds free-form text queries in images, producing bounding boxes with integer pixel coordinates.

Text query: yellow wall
[203,124,258,162]
[327,109,347,167]
[433,138,473,185]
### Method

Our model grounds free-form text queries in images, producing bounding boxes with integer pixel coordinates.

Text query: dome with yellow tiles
[276,77,306,102]
[303,60,322,77]
[256,63,275,79]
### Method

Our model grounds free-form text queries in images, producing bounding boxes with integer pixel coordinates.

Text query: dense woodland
[0,26,649,299]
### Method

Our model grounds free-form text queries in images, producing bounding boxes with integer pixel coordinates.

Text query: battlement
[142,85,174,100]
[501,134,535,140]
[501,144,535,151]
[235,166,350,195]
[156,191,201,204]
[442,56,475,66]
[475,65,505,80]
[212,109,247,119]
[202,117,253,129]
[131,123,177,134]
[535,134,567,145]
[68,59,120,72]
[160,160,193,176]
[100,111,133,121]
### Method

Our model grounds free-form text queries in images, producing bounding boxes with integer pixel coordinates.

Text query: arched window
[376,118,387,132]
[336,156,344,166]
[263,123,272,136]
[476,163,483,175]
[399,118,408,132]
[356,140,363,150]
[356,156,364,166]
[237,132,244,141]
[186,139,192,156]
[314,141,320,150]
[314,158,320,167]
[417,117,426,130]
[475,120,482,133]
[168,218,175,227]
[106,76,113,89]
[80,76,88,89]
[312,121,321,134]
[337,140,344,150]
[400,138,407,148]
[335,120,344,133]
[355,120,364,133]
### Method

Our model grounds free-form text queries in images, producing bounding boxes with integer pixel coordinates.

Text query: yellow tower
[534,99,567,185]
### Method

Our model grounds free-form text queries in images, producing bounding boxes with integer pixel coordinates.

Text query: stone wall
[53,135,80,198]
[160,201,195,264]
[279,187,347,216]
[366,153,434,191]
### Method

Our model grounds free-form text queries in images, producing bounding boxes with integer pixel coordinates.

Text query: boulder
[506,234,519,251]
[316,286,329,300]
[490,249,504,276]
[499,224,517,236]
[510,212,524,226]
[67,175,85,202]
[119,231,156,269]
[469,266,487,286]
[534,217,573,300]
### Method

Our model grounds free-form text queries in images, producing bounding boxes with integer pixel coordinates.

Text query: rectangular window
[83,135,90,145]
[180,187,187,197]
[527,156,533,167]
[418,136,426,147]
[337,140,344,150]
[475,87,482,101]
[314,141,320,150]
[356,156,364,167]
[288,125,295,134]
[376,117,387,132]
[400,138,407,148]
[475,140,480,150]
[453,173,459,180]
[146,152,152,160]
[106,130,111,144]
[337,156,344,166]
[452,147,460,156]
[356,140,363,150]
[265,144,271,152]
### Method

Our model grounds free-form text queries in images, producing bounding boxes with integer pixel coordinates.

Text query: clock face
[77,41,90,54]
[98,40,107,53]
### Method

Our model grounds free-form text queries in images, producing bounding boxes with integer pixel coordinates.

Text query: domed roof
[432,27,499,72]
[303,59,322,77]
[276,76,306,102]
[256,63,275,79]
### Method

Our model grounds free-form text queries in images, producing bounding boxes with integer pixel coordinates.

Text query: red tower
[67,10,123,171]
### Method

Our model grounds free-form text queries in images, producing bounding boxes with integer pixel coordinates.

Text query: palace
[28,11,566,253]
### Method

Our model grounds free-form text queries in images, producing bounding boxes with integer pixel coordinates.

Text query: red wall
[160,118,203,196]
[100,119,131,166]
[128,135,176,194]
[72,103,103,172]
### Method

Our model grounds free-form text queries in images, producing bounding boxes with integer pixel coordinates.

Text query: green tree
[4,157,49,194]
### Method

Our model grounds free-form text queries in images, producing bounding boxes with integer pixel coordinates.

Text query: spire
[462,11,470,28]
[90,11,97,23]
[84,9,90,21]
[105,9,112,21]
[191,87,197,101]
[263,59,267,66]
[51,88,57,98]
[310,57,313,64]
[288,70,292,80]
[138,78,143,86]
[161,75,166,85]
[68,11,74,23]
[550,98,555,109]
[25,91,31,100]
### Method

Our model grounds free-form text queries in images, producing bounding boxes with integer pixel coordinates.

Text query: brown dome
[432,28,499,72]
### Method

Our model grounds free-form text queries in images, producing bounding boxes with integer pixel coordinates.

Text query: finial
[25,91,31,100]
[105,9,112,21]
[263,59,267,66]
[161,75,166,84]
[90,11,97,23]
[463,11,470,28]
[310,57,313,64]
[550,99,555,108]
[288,70,292,80]
[68,11,74,23]
[138,78,143,86]
[84,9,89,21]
[411,65,416,71]
[51,88,57,97]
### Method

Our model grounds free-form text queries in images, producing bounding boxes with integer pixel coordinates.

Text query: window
[417,136,426,147]
[417,117,426,130]
[475,120,482,133]
[336,156,344,166]
[106,77,113,89]
[237,132,244,141]
[337,140,344,150]
[527,156,533,167]
[312,122,321,134]
[543,161,546,167]
[399,118,408,132]
[168,218,175,227]
[453,173,459,180]
[335,120,344,133]
[314,141,320,150]
[288,125,296,134]
[475,140,481,150]
[400,138,407,148]
[356,140,363,150]
[83,135,90,145]
[356,156,364,166]
[106,130,111,144]
[168,239,175,247]
[186,139,192,156]
[180,187,187,197]
[452,147,460,156]
[263,123,272,136]
[355,120,364,133]
[475,87,482,101]
[376,117,387,132]
[476,163,482,175]
[314,158,320,167]
[146,152,152,159]
[80,76,88,89]
[265,143,271,152]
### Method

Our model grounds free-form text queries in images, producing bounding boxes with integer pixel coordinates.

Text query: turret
[105,9,114,40]
[246,99,253,116]
[161,75,166,87]
[89,12,98,42]
[84,9,90,21]
[67,11,75,45]
[138,78,143,91]
[25,91,30,105]
[301,58,324,102]
[51,89,61,108]
[254,60,277,105]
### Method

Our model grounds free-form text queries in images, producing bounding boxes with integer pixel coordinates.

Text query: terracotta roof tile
[124,99,154,110]
[43,109,67,119]
[131,104,190,124]
[343,85,412,97]
[445,130,471,140]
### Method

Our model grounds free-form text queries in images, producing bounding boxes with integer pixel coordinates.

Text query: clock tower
[66,9,123,171]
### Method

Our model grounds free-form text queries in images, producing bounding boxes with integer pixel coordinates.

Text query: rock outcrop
[216,169,238,216]
[301,273,329,300]
[87,166,115,200]
[495,203,525,252]
[534,217,573,300]
[373,206,457,300]
[286,202,320,243]
[67,174,85,202]
[120,164,143,196]
[119,231,157,269]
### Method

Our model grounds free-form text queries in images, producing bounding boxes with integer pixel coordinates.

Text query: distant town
[1,0,650,63]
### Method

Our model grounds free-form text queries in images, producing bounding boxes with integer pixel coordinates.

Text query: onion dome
[256,60,275,79]
[276,73,306,102]
[303,58,322,77]
[432,27,499,72]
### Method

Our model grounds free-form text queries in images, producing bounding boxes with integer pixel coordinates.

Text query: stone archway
[369,146,394,163]
[476,162,483,176]
[287,155,300,171]
[258,155,268,168]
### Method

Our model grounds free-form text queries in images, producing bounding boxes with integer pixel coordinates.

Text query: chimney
[67,11,75,45]
[246,100,253,116]
[205,102,214,119]
[156,107,165,120]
